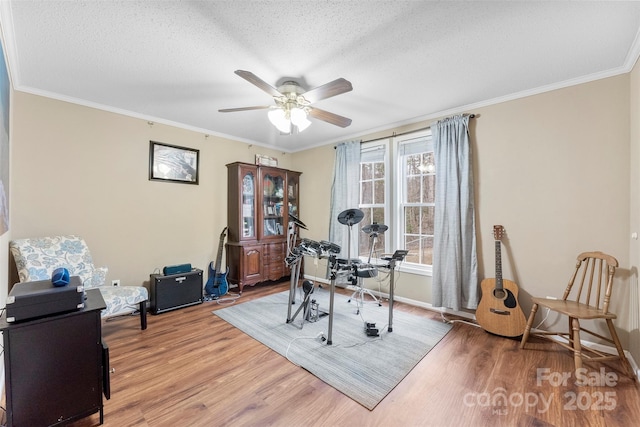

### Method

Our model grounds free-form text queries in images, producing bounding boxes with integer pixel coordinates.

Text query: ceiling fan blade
[235,70,282,97]
[303,78,353,104]
[218,106,271,113]
[309,107,352,128]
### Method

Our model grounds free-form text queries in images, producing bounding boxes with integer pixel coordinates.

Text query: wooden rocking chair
[520,251,634,378]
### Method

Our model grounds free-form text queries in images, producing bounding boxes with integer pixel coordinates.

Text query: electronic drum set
[285,209,408,344]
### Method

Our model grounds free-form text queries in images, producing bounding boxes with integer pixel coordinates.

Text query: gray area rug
[213,287,452,410]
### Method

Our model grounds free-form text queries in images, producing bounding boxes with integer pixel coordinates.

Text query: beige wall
[473,76,629,294]
[630,59,640,364]
[9,92,292,288]
[473,76,632,351]
[294,75,634,350]
[5,73,637,360]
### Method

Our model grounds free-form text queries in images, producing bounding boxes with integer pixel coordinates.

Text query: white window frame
[394,129,433,276]
[358,140,390,258]
[358,132,434,276]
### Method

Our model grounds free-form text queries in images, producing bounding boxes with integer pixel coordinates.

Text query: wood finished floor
[67,281,640,427]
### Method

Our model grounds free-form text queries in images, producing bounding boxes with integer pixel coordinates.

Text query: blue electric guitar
[204,227,229,299]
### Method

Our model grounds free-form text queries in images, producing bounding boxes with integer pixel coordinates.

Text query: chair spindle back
[562,251,618,314]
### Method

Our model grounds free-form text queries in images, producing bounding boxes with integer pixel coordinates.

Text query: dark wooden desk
[0,288,109,426]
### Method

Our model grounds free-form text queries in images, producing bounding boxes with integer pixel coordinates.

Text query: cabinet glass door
[262,170,285,238]
[242,171,255,239]
[288,173,299,217]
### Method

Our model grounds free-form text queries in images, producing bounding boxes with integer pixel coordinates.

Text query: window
[358,143,388,259]
[358,130,434,275]
[397,132,434,269]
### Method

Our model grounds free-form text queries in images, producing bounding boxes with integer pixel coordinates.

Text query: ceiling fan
[219,70,353,134]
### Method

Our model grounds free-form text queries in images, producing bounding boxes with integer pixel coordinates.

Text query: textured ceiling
[1,1,640,152]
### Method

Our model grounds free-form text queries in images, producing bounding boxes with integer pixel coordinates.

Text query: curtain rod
[356,113,476,145]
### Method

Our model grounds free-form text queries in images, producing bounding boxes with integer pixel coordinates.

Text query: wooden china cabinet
[226,162,301,293]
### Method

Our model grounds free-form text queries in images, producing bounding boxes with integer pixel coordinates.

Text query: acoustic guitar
[476,225,526,338]
[204,227,229,299]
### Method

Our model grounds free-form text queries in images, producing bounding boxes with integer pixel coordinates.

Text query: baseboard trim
[532,331,640,380]
[302,274,639,380]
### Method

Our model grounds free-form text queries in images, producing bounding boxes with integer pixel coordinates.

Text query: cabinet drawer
[266,253,285,264]
[267,243,285,260]
[268,263,284,273]
[266,269,284,281]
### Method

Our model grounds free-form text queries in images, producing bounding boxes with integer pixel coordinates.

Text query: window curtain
[329,141,361,260]
[432,115,479,311]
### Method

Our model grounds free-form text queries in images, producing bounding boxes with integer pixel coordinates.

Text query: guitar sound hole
[493,289,507,300]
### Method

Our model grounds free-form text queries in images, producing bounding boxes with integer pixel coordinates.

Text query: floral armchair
[9,235,148,330]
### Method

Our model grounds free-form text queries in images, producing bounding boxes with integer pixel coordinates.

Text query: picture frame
[149,141,199,185]
[0,39,10,235]
[255,154,278,167]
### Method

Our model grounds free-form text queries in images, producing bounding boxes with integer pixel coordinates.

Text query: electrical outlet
[112,279,120,287]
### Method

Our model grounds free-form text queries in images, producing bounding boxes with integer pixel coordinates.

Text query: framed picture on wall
[149,141,199,185]
[0,38,10,235]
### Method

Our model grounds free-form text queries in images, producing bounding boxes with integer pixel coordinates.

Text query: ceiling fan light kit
[267,108,290,133]
[220,70,353,135]
[267,89,312,134]
[290,107,311,131]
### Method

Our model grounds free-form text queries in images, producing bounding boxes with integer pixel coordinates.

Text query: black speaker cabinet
[150,269,203,314]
